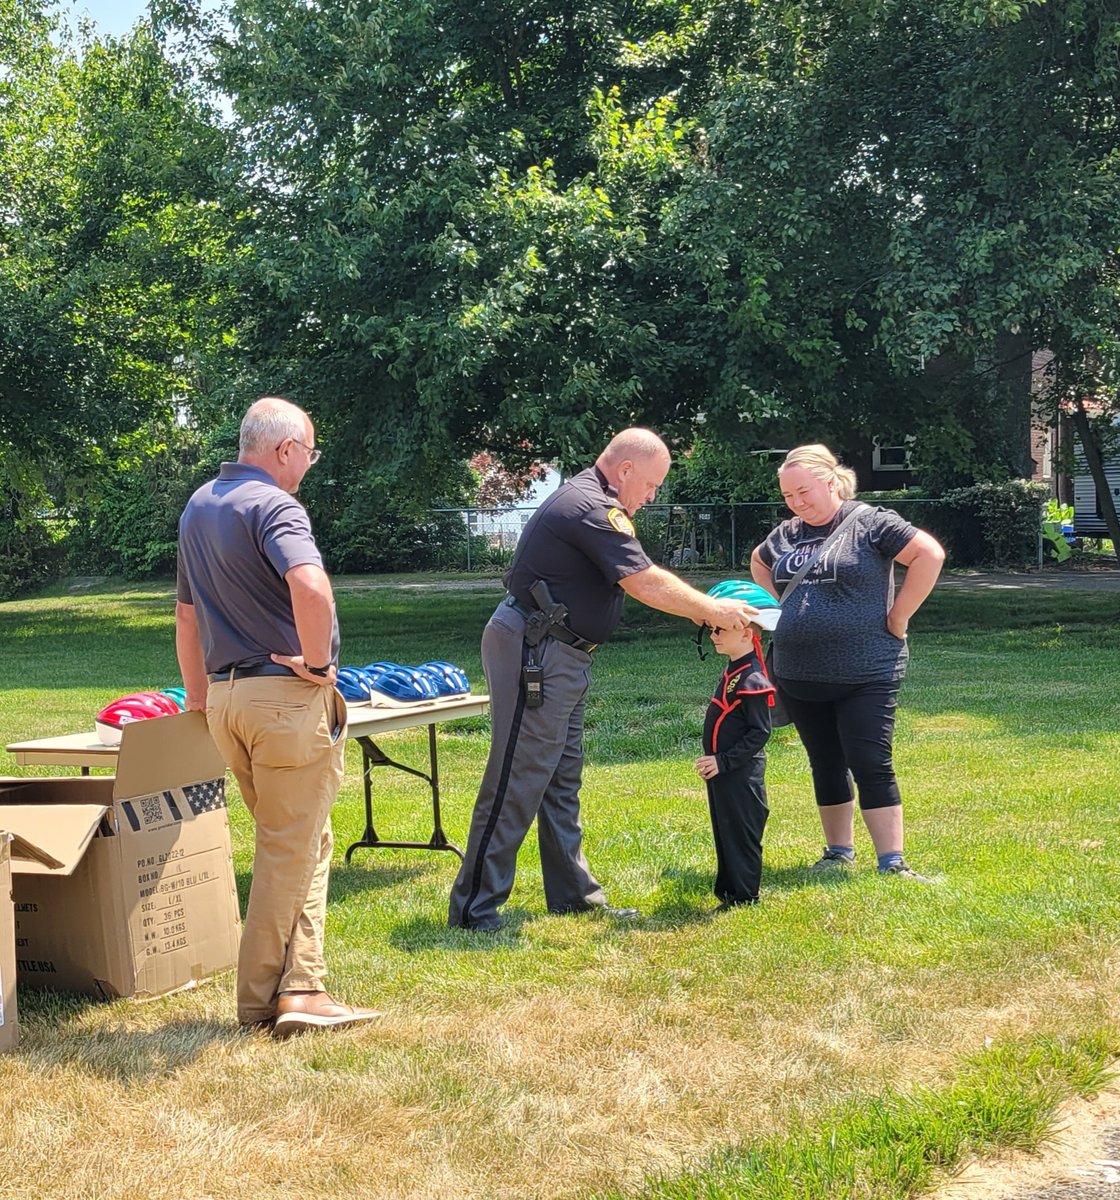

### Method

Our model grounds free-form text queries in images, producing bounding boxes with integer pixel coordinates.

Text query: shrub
[935,480,1047,567]
[69,434,205,578]
[0,511,66,599]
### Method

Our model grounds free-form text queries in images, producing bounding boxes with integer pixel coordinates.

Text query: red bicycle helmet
[95,693,176,745]
[132,691,182,716]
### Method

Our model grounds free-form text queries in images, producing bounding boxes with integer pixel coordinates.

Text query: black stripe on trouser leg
[460,652,530,925]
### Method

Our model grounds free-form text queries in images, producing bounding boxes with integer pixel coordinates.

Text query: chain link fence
[430,499,1045,572]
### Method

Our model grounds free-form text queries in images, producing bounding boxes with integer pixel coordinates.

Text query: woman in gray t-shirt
[750,444,945,882]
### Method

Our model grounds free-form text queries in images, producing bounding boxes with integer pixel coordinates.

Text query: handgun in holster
[521,580,567,647]
[521,579,567,707]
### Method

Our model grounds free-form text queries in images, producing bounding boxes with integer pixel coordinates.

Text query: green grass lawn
[0,577,1118,1200]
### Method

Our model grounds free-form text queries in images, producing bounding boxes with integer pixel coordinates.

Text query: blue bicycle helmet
[706,579,782,630]
[336,667,374,702]
[417,661,470,696]
[367,665,441,704]
[362,661,402,678]
[159,687,187,711]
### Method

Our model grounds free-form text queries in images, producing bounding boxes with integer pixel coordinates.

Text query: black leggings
[774,677,902,810]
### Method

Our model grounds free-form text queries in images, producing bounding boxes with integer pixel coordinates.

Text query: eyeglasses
[276,437,321,465]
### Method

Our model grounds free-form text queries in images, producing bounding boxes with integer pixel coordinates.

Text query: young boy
[695,581,781,908]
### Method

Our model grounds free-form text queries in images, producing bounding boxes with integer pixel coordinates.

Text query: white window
[872,437,914,472]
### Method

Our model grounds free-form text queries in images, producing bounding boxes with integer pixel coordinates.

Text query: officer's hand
[709,599,759,631]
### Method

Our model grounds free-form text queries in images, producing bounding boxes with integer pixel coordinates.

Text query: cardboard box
[0,712,240,1001]
[0,836,17,1051]
[1,826,74,1049]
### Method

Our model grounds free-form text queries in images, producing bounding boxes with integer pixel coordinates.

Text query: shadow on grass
[17,1009,237,1082]
[644,861,859,928]
[231,860,431,916]
[328,861,432,901]
[645,866,719,926]
[388,907,535,951]
[763,862,860,893]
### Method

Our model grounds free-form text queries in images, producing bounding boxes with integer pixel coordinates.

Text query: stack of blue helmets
[334,660,471,703]
[335,667,375,702]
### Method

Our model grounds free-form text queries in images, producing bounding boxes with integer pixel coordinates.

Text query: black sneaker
[808,848,856,873]
[879,859,934,883]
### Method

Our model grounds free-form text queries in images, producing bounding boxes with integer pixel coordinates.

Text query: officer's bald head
[596,428,671,515]
[597,429,670,470]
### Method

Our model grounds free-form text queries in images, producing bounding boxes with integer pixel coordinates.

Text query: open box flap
[8,830,65,870]
[1,804,110,876]
[114,711,226,800]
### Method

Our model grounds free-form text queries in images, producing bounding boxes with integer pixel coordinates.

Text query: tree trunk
[1070,398,1120,565]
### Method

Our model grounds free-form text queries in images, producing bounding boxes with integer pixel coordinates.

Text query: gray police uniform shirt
[757,501,917,684]
[177,462,340,674]
[503,466,652,645]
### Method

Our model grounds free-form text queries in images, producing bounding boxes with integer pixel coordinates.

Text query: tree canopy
[1,0,1118,587]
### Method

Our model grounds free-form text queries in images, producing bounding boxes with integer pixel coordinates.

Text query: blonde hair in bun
[779,444,858,500]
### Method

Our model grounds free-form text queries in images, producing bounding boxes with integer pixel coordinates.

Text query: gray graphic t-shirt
[758,502,917,684]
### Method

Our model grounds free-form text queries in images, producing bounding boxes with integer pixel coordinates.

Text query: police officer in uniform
[448,428,759,931]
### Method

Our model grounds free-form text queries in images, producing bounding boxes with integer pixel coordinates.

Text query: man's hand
[271,653,337,686]
[707,598,759,631]
[696,754,720,781]
[619,564,758,629]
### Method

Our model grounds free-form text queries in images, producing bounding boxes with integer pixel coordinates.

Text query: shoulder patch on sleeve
[735,669,776,696]
[606,506,636,536]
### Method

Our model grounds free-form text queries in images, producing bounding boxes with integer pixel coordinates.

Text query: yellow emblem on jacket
[726,671,742,694]
[606,506,635,536]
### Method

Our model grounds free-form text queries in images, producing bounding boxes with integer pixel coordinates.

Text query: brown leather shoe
[272,991,383,1040]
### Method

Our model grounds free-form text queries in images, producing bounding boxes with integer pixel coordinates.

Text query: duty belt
[504,595,600,654]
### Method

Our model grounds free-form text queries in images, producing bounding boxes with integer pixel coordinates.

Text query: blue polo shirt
[176,462,339,674]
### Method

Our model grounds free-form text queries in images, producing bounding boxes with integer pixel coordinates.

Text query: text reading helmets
[95,691,180,745]
[417,661,470,696]
[706,579,782,631]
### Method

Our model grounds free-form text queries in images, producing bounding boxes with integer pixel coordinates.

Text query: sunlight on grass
[907,712,1001,737]
[1,581,1119,1199]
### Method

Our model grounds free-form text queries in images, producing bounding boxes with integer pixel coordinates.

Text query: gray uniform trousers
[448,600,606,928]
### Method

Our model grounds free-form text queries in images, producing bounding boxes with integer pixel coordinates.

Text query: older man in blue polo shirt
[176,396,380,1039]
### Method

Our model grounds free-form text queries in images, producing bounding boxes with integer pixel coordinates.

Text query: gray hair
[598,427,670,467]
[239,396,308,455]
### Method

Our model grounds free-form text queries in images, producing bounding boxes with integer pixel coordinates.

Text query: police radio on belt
[520,580,570,708]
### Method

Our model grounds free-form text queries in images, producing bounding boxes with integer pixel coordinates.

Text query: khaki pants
[207,675,347,1025]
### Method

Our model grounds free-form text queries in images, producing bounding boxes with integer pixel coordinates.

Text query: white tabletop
[6,694,490,769]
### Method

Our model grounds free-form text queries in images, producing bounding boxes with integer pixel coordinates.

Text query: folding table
[6,693,489,864]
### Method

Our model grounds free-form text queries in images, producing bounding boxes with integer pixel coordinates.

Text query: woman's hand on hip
[886,610,909,640]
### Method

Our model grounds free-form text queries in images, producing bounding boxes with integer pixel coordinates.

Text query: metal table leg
[344,728,464,862]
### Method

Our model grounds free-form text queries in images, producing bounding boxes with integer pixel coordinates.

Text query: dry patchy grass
[2,584,1120,1199]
